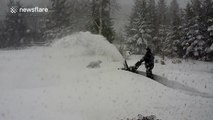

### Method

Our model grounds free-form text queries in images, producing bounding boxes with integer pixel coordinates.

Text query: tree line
[0,0,117,49]
[125,0,213,61]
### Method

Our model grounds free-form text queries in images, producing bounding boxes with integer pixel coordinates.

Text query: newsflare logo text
[10,6,48,14]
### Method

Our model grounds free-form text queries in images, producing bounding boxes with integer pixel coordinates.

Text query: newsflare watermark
[10,6,48,14]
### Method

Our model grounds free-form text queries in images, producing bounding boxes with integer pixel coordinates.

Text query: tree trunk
[99,0,103,35]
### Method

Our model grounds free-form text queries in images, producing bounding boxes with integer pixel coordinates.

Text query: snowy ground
[0,32,213,120]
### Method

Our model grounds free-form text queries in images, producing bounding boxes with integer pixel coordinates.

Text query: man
[134,47,155,79]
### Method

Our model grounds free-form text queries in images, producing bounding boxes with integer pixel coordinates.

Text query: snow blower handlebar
[134,60,144,70]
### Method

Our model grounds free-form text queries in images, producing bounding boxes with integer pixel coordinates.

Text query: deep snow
[0,32,213,120]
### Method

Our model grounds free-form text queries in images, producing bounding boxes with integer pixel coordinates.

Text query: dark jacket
[135,50,154,69]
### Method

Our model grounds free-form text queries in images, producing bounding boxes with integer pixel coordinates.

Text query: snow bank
[0,48,213,120]
[52,32,123,61]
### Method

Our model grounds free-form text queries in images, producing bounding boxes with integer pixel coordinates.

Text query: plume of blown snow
[51,32,124,61]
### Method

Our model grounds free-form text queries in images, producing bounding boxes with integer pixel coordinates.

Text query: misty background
[0,0,212,61]
[0,0,189,31]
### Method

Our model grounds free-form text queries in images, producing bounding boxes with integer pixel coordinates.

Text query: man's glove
[129,66,137,72]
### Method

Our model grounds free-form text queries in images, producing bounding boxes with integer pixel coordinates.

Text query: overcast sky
[0,0,189,30]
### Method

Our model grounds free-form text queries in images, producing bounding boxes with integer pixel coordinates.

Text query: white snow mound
[52,32,123,61]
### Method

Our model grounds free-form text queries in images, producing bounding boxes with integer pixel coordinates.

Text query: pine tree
[48,0,71,29]
[156,0,169,56]
[43,0,72,40]
[89,0,115,43]
[191,0,206,59]
[167,0,181,57]
[44,0,92,41]
[179,0,213,60]
[71,0,92,32]
[203,0,213,60]
[208,18,213,36]
[207,0,213,38]
[147,0,158,37]
[0,20,5,48]
[180,3,193,58]
[147,0,159,52]
[3,0,27,48]
[181,0,206,60]
[157,0,168,26]
[126,0,152,54]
